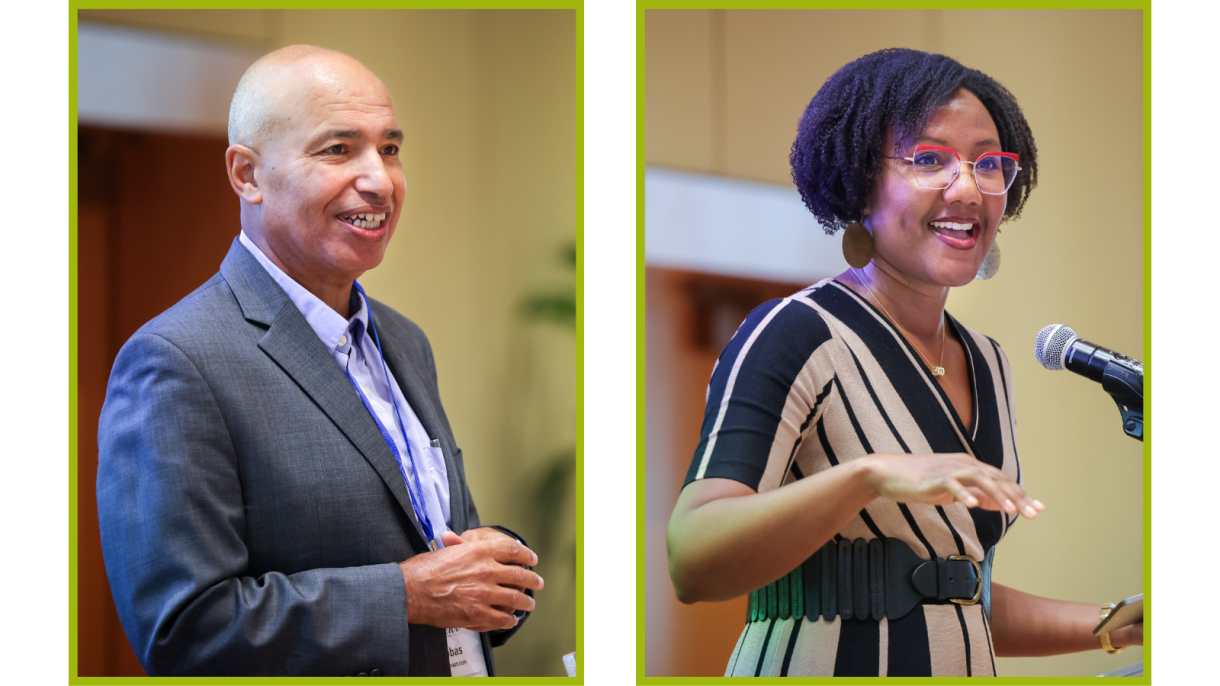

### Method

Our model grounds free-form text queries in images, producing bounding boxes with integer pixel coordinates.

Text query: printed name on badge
[446,627,488,677]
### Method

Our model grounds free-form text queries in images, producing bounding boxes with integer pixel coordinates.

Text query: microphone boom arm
[1101,361,1143,441]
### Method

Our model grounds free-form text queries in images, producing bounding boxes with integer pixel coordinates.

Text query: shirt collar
[238,230,370,352]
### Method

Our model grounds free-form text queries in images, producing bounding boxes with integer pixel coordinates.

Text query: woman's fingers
[870,453,1043,518]
[963,473,1018,514]
[993,474,1023,513]
[942,476,978,507]
[990,471,1041,518]
[937,455,1017,511]
[963,466,1042,519]
[962,486,1004,511]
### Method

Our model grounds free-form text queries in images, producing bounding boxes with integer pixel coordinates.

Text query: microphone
[1034,324,1143,440]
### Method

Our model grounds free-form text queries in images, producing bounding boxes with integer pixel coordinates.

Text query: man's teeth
[343,213,386,229]
[929,221,974,232]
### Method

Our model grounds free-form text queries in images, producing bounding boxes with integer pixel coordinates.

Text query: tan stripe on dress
[878,617,889,677]
[924,604,968,676]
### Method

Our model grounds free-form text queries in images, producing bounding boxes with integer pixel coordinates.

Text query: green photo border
[634,1,1151,684]
[68,2,585,683]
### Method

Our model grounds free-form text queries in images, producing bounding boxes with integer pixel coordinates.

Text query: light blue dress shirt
[239,231,452,540]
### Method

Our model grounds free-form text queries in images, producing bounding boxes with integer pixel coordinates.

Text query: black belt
[747,538,994,623]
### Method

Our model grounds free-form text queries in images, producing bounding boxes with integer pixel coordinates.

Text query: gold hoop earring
[842,222,874,269]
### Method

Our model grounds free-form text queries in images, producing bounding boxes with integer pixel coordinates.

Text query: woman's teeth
[342,213,386,229]
[929,220,974,237]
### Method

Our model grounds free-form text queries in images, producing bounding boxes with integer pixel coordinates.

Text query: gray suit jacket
[97,239,503,676]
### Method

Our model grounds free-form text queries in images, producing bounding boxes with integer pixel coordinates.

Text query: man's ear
[225,145,262,204]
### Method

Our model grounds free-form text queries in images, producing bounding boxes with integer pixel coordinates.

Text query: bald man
[96,46,542,677]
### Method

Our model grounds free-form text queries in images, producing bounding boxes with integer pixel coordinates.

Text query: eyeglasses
[885,145,1020,196]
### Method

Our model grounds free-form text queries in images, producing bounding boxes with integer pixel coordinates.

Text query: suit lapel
[220,240,431,547]
[372,308,467,533]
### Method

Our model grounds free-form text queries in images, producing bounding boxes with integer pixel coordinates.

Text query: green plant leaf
[522,293,576,327]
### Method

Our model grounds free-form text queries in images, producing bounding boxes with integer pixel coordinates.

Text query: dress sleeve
[683,298,838,491]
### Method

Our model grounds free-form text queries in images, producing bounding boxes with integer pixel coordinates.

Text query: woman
[666,49,1142,677]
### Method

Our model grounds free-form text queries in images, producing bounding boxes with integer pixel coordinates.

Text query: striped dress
[684,279,1021,677]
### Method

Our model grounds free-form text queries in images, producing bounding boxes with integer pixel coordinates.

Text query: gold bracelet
[1099,603,1123,654]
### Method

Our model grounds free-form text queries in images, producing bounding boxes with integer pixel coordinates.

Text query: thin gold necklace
[855,270,946,377]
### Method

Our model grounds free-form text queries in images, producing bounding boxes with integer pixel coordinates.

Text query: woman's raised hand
[859,452,1044,519]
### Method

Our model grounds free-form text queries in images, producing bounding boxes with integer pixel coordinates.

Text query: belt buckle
[947,555,982,605]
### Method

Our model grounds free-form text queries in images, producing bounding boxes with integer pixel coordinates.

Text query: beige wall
[645,9,1143,678]
[80,9,576,676]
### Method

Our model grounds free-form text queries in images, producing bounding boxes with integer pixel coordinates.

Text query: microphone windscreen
[1034,324,1078,371]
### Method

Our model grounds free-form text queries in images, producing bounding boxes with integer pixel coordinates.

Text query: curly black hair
[790,48,1038,235]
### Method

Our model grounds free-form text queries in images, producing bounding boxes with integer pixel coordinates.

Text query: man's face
[254,63,406,287]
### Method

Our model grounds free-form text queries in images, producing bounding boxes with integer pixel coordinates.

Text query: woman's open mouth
[929,220,977,249]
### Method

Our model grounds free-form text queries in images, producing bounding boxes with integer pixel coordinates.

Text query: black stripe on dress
[753,620,777,676]
[686,299,835,489]
[898,503,936,559]
[695,301,782,446]
[779,618,803,676]
[986,335,1021,532]
[954,317,1002,470]
[834,618,880,676]
[954,604,973,676]
[937,505,966,555]
[816,411,839,467]
[846,346,912,453]
[782,378,835,484]
[859,509,886,540]
[887,605,933,676]
[953,320,1005,550]
[956,317,982,439]
[987,336,1021,486]
[831,375,873,454]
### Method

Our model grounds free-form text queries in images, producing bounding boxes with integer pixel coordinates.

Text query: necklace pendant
[931,366,945,377]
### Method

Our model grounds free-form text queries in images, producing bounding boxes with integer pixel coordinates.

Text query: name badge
[446,627,488,677]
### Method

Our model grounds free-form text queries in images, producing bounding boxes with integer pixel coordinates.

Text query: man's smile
[337,202,394,234]
[338,212,387,230]
[336,212,387,236]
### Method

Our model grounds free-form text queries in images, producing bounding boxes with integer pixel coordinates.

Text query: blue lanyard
[345,282,440,551]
